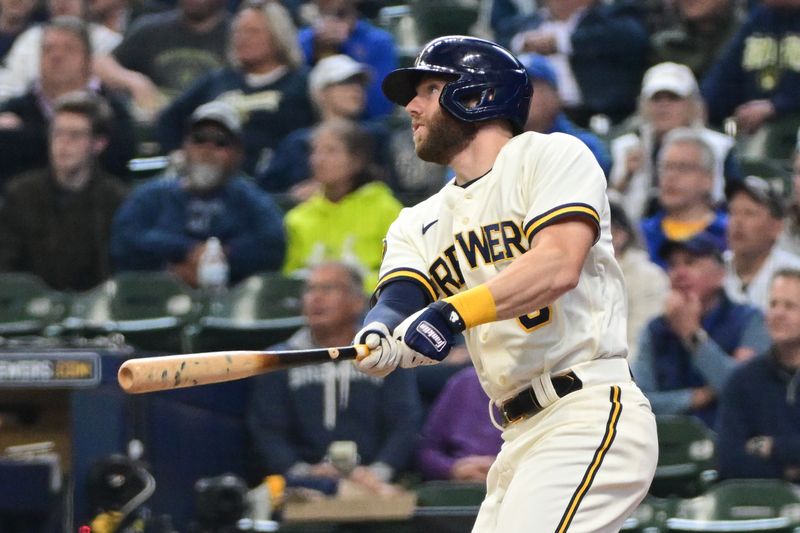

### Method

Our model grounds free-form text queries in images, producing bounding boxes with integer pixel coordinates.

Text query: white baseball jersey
[376,132,629,401]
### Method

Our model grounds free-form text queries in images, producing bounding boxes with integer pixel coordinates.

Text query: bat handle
[354,344,370,361]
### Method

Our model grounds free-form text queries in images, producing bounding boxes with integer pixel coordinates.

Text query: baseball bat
[117,344,371,394]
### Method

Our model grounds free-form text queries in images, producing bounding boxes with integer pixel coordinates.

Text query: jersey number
[516,306,552,332]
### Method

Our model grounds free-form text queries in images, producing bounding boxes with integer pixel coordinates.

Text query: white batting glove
[392,310,444,369]
[353,322,401,378]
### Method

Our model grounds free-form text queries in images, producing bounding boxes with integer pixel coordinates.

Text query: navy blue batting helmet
[382,35,532,134]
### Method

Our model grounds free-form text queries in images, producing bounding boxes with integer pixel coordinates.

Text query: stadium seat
[0,273,67,337]
[650,415,717,498]
[623,495,677,532]
[665,479,800,533]
[186,273,305,352]
[60,272,199,353]
[415,481,486,507]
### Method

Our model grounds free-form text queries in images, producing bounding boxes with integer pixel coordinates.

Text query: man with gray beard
[110,101,286,287]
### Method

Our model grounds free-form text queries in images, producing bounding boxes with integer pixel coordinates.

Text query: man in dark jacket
[508,0,650,126]
[247,262,421,492]
[717,268,800,482]
[110,100,286,287]
[0,16,134,185]
[701,0,800,152]
[0,91,128,291]
[632,231,771,428]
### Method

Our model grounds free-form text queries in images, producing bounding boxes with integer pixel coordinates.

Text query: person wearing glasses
[608,62,741,224]
[110,100,286,288]
[639,128,729,268]
[247,261,421,493]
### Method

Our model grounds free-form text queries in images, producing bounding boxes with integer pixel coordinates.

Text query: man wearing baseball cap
[725,175,800,311]
[632,230,771,427]
[257,54,393,195]
[111,100,286,287]
[608,62,740,223]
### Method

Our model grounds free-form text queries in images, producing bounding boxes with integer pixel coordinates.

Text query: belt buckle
[500,402,524,427]
[500,388,538,427]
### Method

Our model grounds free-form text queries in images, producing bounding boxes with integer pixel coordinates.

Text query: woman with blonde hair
[157,0,315,176]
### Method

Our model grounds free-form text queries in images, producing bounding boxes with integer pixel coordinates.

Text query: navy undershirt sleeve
[365,280,430,332]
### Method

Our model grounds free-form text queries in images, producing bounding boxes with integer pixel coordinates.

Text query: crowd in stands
[1,0,799,499]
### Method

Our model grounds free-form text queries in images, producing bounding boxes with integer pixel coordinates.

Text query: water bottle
[197,237,229,291]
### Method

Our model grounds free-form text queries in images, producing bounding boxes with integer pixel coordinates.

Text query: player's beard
[415,110,478,165]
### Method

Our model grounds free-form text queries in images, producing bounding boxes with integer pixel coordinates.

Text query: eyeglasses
[658,161,707,174]
[189,129,235,148]
[303,282,352,296]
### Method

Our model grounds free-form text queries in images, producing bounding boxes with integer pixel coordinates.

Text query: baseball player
[354,36,659,532]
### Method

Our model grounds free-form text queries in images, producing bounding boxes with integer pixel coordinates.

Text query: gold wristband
[444,285,497,329]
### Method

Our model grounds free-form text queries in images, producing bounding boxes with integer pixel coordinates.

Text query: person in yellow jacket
[283,119,403,291]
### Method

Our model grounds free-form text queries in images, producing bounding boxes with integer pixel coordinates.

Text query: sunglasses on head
[189,129,235,148]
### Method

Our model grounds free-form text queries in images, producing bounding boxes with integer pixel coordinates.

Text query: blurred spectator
[777,136,800,254]
[157,0,314,176]
[247,262,421,492]
[0,0,121,100]
[0,0,37,61]
[0,92,127,290]
[414,342,472,415]
[416,365,502,482]
[298,0,397,119]
[609,201,669,363]
[283,119,401,290]
[86,0,130,34]
[609,62,740,223]
[701,1,800,141]
[717,268,800,482]
[491,0,537,46]
[519,52,611,176]
[508,0,649,127]
[640,128,729,268]
[256,54,392,194]
[110,101,285,287]
[650,0,745,80]
[0,16,135,184]
[632,231,770,427]
[725,175,800,311]
[93,0,231,112]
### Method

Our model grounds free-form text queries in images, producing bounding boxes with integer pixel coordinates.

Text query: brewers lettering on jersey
[354,36,658,533]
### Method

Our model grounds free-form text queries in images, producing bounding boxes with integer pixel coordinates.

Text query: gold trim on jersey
[524,203,601,243]
[375,269,438,302]
[555,386,622,533]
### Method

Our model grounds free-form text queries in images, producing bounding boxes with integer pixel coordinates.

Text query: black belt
[499,371,583,426]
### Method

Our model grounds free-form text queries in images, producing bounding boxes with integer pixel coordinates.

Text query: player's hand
[395,301,466,365]
[353,322,401,378]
